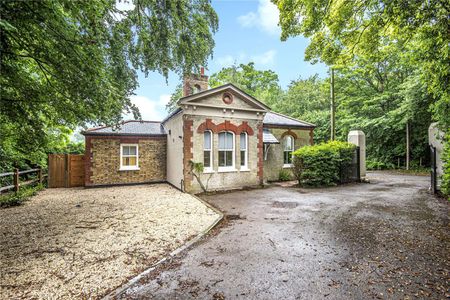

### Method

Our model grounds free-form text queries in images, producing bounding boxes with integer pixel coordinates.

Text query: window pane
[241,151,246,166]
[204,131,211,150]
[123,157,129,166]
[218,133,225,149]
[129,146,137,155]
[240,133,246,150]
[226,151,233,166]
[219,151,225,167]
[204,151,211,168]
[284,151,292,164]
[128,157,136,166]
[123,146,130,155]
[225,133,233,150]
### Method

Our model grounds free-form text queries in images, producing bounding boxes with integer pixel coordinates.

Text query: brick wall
[85,136,166,186]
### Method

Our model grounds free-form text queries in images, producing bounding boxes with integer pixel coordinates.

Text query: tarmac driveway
[121,172,449,299]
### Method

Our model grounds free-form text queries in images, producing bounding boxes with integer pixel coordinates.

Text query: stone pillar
[348,130,366,177]
[428,123,444,178]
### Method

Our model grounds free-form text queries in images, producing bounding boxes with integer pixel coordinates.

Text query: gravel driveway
[120,172,449,299]
[0,184,220,299]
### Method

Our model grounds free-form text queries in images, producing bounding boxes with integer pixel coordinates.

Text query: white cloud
[216,50,276,68]
[237,0,280,36]
[123,94,171,121]
[251,50,276,65]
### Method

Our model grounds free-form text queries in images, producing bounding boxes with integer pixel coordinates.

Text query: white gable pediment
[178,84,270,112]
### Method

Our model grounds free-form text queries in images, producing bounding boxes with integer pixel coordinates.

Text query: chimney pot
[200,67,205,75]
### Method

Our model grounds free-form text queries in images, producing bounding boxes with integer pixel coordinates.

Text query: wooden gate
[48,154,85,188]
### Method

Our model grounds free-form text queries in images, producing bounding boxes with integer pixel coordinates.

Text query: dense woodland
[1,0,448,194]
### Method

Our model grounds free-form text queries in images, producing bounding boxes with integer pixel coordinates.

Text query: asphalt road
[119,172,449,300]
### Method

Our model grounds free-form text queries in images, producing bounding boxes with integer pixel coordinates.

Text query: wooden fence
[48,154,85,188]
[0,168,45,193]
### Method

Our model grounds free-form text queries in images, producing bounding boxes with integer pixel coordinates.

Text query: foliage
[293,141,356,187]
[208,62,283,106]
[189,160,213,193]
[441,134,450,199]
[0,183,45,208]
[366,160,395,171]
[166,83,183,113]
[278,169,292,181]
[276,0,449,196]
[0,0,218,171]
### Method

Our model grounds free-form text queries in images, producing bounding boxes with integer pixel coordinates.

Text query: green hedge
[292,141,356,187]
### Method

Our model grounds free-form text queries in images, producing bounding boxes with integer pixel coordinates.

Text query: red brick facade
[197,118,254,136]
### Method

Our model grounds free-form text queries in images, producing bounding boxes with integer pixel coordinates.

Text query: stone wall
[85,136,166,186]
[263,127,313,182]
[185,115,263,193]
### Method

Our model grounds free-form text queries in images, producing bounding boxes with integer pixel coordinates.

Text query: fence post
[38,167,43,184]
[13,168,19,192]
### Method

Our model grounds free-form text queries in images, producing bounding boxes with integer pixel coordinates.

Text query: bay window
[218,132,234,170]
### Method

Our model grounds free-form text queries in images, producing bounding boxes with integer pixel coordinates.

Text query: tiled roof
[82,120,166,136]
[263,128,279,144]
[263,112,315,128]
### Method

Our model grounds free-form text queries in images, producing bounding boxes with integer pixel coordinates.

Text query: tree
[276,0,449,192]
[0,0,218,169]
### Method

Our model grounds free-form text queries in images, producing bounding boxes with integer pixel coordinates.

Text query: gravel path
[0,184,220,299]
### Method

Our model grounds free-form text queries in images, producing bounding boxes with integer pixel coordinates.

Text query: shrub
[293,141,356,187]
[367,159,395,170]
[278,169,291,181]
[441,133,450,200]
[0,184,45,208]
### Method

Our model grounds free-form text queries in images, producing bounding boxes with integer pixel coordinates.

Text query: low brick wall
[85,136,166,186]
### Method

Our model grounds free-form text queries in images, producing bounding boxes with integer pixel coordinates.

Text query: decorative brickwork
[281,129,299,140]
[197,119,254,135]
[84,136,166,186]
[183,118,194,191]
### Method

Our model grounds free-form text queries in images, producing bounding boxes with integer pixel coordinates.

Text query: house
[82,69,315,193]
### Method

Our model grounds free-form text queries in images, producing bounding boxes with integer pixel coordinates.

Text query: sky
[124,0,328,122]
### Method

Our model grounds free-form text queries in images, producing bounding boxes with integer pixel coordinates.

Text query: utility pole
[330,67,336,141]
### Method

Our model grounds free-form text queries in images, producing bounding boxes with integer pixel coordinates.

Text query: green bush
[293,141,356,187]
[0,184,45,208]
[367,159,395,170]
[278,169,292,181]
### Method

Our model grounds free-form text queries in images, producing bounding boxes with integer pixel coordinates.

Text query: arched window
[283,135,294,166]
[218,132,234,169]
[203,131,212,171]
[240,132,248,169]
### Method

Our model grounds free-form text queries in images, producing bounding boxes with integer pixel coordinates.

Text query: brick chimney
[182,67,208,97]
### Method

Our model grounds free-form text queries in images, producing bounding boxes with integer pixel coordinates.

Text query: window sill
[283,164,293,169]
[218,167,237,173]
[239,167,250,172]
[203,169,214,174]
[119,167,140,171]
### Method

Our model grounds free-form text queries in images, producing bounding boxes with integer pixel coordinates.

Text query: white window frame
[240,132,249,171]
[120,144,140,171]
[203,130,213,173]
[218,131,235,172]
[283,136,294,168]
